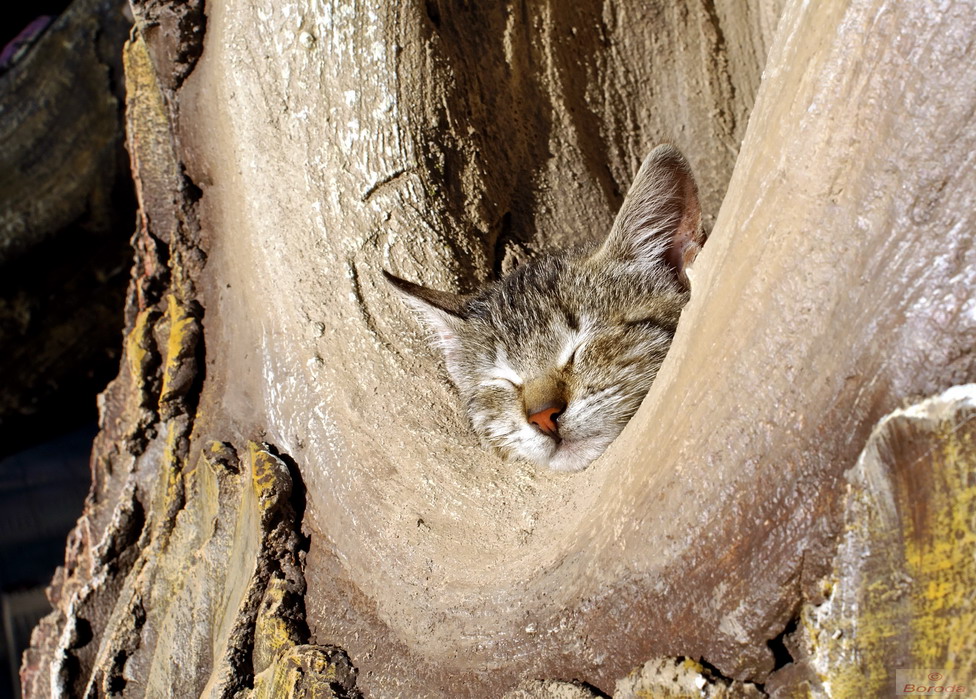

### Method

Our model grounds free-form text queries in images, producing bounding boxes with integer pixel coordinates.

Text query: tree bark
[22,0,976,697]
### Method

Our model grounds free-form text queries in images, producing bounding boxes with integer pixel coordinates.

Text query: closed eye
[485,366,523,387]
[564,343,583,367]
[481,378,519,390]
[558,338,586,368]
[557,322,590,368]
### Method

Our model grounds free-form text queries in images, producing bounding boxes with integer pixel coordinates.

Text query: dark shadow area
[0,0,135,460]
[0,5,65,68]
[0,0,134,695]
[0,425,96,699]
[0,222,132,460]
[767,616,798,671]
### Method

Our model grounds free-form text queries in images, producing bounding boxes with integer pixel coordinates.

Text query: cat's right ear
[383,271,467,374]
[596,145,705,288]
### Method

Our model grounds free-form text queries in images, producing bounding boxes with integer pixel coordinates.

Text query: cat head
[386,145,704,471]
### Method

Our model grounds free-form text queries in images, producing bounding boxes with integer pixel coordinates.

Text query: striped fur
[387,145,704,471]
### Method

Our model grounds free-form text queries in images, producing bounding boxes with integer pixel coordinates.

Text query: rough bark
[766,385,976,697]
[0,0,134,454]
[22,0,976,697]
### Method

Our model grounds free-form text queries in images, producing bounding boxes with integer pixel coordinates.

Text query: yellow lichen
[251,646,350,699]
[123,30,182,203]
[159,293,197,405]
[126,307,155,381]
[253,578,300,675]
[902,422,976,671]
[248,442,289,512]
[805,403,976,696]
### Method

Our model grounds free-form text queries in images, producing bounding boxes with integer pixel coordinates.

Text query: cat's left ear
[383,271,468,378]
[596,144,705,288]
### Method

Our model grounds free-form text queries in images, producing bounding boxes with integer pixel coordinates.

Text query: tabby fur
[386,145,704,471]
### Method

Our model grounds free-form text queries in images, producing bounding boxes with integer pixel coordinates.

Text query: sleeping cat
[386,145,705,471]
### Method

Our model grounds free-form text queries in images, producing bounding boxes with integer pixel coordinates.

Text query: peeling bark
[767,386,976,697]
[22,0,976,696]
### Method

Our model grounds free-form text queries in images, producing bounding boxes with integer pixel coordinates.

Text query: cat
[385,145,705,472]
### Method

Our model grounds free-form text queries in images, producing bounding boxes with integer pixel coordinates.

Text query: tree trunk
[22,0,976,697]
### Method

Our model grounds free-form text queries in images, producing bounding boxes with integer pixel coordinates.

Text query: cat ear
[383,271,467,376]
[597,145,704,288]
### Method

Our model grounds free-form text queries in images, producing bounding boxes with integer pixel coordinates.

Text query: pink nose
[528,406,562,438]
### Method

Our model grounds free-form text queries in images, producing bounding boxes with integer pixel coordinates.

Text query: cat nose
[527,403,564,439]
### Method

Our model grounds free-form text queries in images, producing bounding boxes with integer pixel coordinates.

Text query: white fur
[491,345,524,385]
